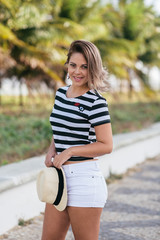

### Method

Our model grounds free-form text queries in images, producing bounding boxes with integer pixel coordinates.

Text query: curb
[0,155,45,193]
[0,122,160,193]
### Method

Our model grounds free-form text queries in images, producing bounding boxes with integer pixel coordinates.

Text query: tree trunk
[127,68,133,99]
[128,80,133,99]
[0,79,2,105]
[19,78,23,106]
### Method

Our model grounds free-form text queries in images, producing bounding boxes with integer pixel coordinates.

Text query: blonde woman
[42,40,113,240]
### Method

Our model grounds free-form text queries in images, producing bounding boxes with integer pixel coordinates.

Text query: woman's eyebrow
[69,62,88,66]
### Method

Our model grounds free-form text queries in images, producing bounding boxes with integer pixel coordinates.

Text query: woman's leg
[41,203,70,240]
[67,207,103,240]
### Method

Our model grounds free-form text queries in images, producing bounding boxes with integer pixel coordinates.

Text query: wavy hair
[65,40,109,92]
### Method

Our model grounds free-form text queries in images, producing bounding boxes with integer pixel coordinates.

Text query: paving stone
[0,156,160,240]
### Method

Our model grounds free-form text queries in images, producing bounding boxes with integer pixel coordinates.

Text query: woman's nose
[74,67,81,74]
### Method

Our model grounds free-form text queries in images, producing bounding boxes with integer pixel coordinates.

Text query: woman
[42,40,113,240]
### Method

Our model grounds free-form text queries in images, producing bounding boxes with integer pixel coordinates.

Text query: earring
[67,74,70,79]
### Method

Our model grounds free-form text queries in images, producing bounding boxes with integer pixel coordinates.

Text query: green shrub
[0,101,160,165]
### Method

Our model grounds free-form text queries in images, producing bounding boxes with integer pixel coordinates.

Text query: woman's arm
[53,123,113,168]
[45,137,57,167]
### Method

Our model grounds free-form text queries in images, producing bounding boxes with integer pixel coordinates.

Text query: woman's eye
[69,64,87,69]
[82,65,88,69]
[70,64,76,67]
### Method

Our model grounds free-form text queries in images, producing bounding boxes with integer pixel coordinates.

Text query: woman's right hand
[44,137,57,167]
[45,151,57,167]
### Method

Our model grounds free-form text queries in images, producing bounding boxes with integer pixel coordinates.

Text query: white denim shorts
[62,161,108,208]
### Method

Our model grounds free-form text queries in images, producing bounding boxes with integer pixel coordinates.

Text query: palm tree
[1,0,159,101]
[95,0,160,96]
[0,0,110,104]
[0,0,62,104]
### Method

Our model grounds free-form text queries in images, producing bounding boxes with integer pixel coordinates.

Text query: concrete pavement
[1,155,160,240]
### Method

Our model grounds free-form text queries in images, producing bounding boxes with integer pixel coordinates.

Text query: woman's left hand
[53,149,71,169]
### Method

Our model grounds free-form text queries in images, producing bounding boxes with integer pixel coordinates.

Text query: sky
[102,0,160,14]
[144,0,160,14]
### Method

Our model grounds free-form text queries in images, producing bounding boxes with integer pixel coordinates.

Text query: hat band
[53,167,64,206]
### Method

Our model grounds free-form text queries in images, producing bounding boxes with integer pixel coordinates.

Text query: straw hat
[36,167,67,211]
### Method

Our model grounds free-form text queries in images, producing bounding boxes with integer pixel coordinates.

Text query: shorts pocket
[67,175,95,195]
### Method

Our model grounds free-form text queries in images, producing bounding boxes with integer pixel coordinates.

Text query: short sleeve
[89,97,111,127]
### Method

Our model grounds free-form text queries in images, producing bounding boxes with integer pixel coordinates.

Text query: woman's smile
[73,76,84,82]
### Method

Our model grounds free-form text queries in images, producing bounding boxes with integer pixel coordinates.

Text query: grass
[0,100,53,165]
[0,113,52,165]
[18,218,33,226]
[109,101,160,133]
[106,171,123,185]
[0,94,160,166]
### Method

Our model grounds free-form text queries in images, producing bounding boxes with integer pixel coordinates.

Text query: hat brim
[36,167,67,211]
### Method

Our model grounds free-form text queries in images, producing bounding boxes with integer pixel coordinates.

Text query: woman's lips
[74,76,83,82]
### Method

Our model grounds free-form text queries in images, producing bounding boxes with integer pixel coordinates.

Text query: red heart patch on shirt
[74,103,80,106]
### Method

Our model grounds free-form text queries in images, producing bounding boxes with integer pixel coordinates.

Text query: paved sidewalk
[1,156,160,240]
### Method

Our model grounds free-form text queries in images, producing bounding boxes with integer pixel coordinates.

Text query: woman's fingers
[45,156,53,167]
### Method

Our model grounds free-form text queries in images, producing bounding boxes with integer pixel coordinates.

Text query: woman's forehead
[69,52,87,64]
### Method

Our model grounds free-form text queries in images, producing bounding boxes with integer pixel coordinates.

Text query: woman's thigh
[41,203,70,240]
[67,206,103,240]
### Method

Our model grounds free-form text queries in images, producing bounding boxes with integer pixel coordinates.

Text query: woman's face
[68,52,88,89]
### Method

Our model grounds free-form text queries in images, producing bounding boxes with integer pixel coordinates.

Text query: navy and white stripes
[50,86,110,161]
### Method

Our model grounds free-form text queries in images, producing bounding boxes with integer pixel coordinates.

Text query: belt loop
[68,164,71,173]
[95,161,99,169]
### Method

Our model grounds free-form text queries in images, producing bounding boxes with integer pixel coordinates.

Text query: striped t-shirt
[50,85,111,161]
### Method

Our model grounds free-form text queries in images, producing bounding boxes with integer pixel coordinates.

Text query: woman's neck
[67,85,90,98]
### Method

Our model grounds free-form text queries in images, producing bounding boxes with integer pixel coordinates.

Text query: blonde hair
[65,40,109,92]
